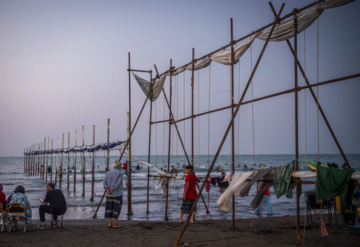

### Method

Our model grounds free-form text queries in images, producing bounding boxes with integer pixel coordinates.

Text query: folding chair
[51,213,64,228]
[6,203,28,232]
[0,203,5,232]
[305,191,333,226]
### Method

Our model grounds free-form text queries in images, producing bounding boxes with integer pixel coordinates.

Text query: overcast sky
[0,0,359,157]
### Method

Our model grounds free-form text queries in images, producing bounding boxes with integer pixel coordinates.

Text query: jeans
[255,196,273,215]
[39,205,58,222]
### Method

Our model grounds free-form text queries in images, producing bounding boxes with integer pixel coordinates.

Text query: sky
[0,0,359,157]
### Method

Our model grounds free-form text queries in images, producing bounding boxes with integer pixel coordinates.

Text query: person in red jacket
[0,184,6,209]
[178,165,199,223]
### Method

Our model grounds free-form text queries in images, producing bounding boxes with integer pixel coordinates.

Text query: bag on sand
[320,220,328,237]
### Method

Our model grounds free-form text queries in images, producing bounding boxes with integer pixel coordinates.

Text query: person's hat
[0,184,3,190]
[185,165,193,170]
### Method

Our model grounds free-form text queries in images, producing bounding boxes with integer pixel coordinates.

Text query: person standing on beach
[39,183,67,229]
[217,172,229,193]
[178,165,199,223]
[103,161,124,228]
[255,185,273,215]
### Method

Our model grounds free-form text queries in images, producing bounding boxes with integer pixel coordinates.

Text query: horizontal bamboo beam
[151,73,360,125]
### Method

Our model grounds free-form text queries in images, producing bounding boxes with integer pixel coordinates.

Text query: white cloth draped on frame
[217,172,255,212]
[211,32,259,65]
[133,73,167,101]
[186,56,212,71]
[257,0,354,42]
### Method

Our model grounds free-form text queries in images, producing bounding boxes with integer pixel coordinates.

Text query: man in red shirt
[178,165,199,223]
[123,162,128,176]
[0,184,6,209]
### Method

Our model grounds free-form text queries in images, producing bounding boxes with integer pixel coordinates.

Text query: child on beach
[178,165,199,223]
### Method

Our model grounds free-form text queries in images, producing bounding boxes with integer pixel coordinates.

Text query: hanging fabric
[257,0,353,42]
[133,73,167,101]
[217,172,255,212]
[186,56,211,71]
[211,32,259,65]
[171,67,186,76]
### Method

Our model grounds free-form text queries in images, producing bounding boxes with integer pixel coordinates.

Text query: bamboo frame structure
[23,0,358,245]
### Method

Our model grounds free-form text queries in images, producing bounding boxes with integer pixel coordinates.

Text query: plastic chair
[51,213,64,228]
[305,191,333,226]
[6,203,28,232]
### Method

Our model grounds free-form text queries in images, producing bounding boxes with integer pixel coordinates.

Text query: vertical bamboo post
[90,125,95,201]
[51,139,53,182]
[38,142,41,176]
[67,132,70,190]
[147,71,153,214]
[46,137,49,181]
[230,18,236,229]
[82,125,86,196]
[74,129,78,193]
[60,133,64,189]
[107,118,110,171]
[43,137,46,180]
[55,138,59,186]
[30,144,34,176]
[294,11,301,244]
[191,48,195,166]
[24,148,26,173]
[165,59,172,221]
[127,52,133,215]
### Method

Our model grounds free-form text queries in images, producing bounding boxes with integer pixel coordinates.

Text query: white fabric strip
[211,32,259,65]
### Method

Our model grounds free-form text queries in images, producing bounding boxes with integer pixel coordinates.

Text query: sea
[0,154,359,222]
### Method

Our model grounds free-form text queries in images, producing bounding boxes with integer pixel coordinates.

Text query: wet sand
[1,215,360,247]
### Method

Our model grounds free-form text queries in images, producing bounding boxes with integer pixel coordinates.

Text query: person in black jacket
[39,183,66,229]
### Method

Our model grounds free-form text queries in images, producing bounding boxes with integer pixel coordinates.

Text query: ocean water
[0,154,359,222]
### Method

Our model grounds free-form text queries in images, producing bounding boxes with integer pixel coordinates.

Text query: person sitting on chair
[39,183,67,229]
[6,185,36,231]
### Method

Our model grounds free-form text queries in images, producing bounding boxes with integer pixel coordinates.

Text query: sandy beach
[1,215,359,247]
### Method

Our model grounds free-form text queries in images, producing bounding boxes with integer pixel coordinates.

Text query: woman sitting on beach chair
[6,186,36,231]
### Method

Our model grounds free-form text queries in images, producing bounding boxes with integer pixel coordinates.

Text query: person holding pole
[103,161,124,228]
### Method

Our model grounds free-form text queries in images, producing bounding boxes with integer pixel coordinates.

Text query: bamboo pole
[191,49,195,167]
[107,118,110,171]
[175,4,285,245]
[74,129,77,193]
[43,137,46,180]
[165,59,172,221]
[147,71,153,214]
[67,132,70,190]
[46,137,49,181]
[60,133,64,189]
[82,125,86,196]
[230,18,236,230]
[90,125,95,201]
[51,139,53,182]
[294,11,301,244]
[39,142,41,177]
[55,138,59,186]
[127,52,133,215]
